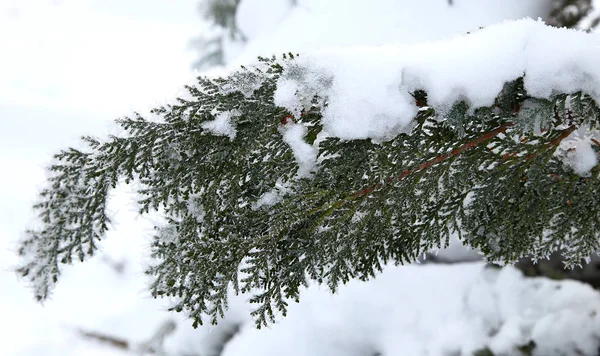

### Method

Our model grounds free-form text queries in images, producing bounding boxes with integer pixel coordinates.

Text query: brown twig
[78,329,130,351]
[551,125,577,146]
[523,125,576,161]
[314,121,577,216]
[349,123,514,200]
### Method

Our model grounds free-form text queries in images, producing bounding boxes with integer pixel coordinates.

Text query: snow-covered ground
[218,264,600,356]
[3,1,600,355]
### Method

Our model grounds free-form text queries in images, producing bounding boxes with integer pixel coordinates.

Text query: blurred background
[1,1,600,355]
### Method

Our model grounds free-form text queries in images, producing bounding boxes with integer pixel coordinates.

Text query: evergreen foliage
[17,53,600,327]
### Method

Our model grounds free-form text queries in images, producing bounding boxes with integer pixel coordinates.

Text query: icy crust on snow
[189,263,600,356]
[274,19,600,141]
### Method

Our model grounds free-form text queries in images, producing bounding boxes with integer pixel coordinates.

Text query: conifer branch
[16,57,600,327]
[355,123,514,199]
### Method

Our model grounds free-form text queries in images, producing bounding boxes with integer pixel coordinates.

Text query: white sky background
[0,1,202,354]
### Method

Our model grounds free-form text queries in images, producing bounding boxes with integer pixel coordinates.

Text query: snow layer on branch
[274,19,600,140]
[201,110,237,139]
[280,123,318,176]
[558,127,600,175]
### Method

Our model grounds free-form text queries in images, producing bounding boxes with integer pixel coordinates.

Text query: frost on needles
[17,19,600,327]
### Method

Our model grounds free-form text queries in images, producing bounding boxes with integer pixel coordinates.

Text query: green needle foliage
[17,56,600,328]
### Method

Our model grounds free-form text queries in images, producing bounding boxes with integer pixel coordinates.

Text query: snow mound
[190,263,600,356]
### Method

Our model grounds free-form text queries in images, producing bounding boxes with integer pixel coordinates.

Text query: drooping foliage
[17,52,600,327]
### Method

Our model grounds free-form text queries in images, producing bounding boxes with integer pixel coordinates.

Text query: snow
[3,0,600,355]
[558,128,600,175]
[280,122,318,176]
[212,263,600,356]
[274,19,600,142]
[202,110,238,139]
[277,53,418,140]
